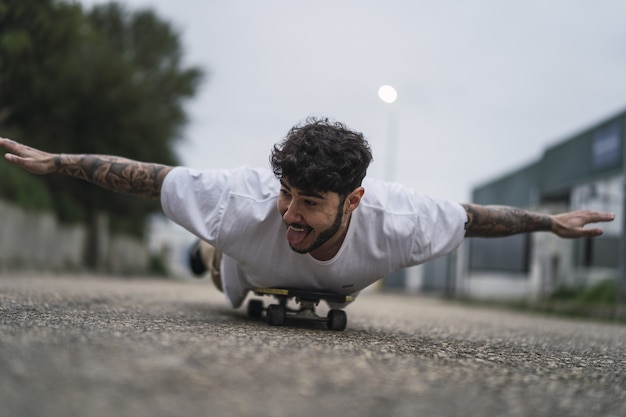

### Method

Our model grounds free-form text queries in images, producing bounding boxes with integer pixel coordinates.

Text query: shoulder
[227,167,280,200]
[361,177,447,211]
[358,178,466,263]
[164,166,279,196]
[360,177,465,225]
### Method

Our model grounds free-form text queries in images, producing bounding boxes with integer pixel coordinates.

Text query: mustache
[287,223,308,229]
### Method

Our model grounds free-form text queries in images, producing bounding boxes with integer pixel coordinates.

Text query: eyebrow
[280,179,326,200]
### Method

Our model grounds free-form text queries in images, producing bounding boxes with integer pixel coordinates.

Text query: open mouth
[285,224,312,246]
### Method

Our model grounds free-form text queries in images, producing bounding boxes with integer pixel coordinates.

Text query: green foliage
[148,253,169,277]
[550,279,619,305]
[0,0,204,259]
[52,189,86,224]
[0,159,54,211]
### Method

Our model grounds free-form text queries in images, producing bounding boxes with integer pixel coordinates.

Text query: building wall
[147,214,197,277]
[0,200,149,274]
[457,109,625,300]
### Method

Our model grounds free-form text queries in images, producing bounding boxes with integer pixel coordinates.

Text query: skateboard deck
[247,288,355,331]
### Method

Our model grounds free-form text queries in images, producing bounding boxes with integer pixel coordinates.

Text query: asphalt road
[0,273,624,417]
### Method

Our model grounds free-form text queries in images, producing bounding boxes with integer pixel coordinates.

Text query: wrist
[53,154,64,173]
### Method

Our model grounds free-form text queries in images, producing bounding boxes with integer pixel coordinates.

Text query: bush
[577,280,619,304]
[550,279,619,305]
[0,161,54,211]
[148,253,169,277]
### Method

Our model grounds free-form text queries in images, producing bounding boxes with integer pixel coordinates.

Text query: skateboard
[247,288,355,331]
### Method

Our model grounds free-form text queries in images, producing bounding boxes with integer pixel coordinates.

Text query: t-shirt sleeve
[361,178,468,267]
[160,166,231,244]
[410,196,467,264]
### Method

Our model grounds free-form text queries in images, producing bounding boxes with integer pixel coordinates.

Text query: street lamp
[378,84,406,290]
[377,85,398,181]
[378,85,398,104]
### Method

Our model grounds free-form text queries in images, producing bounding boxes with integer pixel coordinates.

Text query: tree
[0,0,204,269]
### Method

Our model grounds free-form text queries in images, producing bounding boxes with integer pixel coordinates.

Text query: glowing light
[377,85,398,104]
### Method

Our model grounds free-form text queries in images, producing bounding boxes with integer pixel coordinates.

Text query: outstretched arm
[1,137,173,200]
[462,203,615,239]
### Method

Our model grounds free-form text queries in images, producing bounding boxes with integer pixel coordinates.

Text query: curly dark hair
[270,117,373,196]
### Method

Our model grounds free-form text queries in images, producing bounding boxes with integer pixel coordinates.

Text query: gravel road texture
[1,273,624,417]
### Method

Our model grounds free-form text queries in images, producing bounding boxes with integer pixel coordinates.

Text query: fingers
[563,210,615,225]
[580,227,604,237]
[553,210,615,239]
[0,137,18,153]
[3,151,32,173]
[579,212,615,233]
[0,137,19,146]
[4,152,27,167]
[0,137,29,158]
[1,137,55,175]
[590,212,616,223]
[580,211,615,236]
[558,226,604,239]
[1,138,26,165]
[1,138,20,165]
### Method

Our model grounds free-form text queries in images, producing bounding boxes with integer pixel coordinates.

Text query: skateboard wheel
[327,309,347,331]
[266,304,286,326]
[247,299,264,318]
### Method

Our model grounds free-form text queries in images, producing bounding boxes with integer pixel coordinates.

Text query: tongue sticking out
[286,226,309,246]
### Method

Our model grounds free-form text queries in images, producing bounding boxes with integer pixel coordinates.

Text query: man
[0,118,615,308]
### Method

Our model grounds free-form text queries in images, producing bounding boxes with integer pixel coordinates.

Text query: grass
[456,279,626,323]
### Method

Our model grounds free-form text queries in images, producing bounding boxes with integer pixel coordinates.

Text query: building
[422,108,625,300]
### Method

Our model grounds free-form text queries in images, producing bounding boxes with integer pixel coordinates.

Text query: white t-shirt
[161,166,467,307]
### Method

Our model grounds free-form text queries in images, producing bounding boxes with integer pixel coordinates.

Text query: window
[592,122,622,171]
[469,234,530,274]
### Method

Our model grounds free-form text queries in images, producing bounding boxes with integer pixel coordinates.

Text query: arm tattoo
[55,154,172,200]
[462,204,553,237]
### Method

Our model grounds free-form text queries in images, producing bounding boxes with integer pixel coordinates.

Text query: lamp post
[617,130,626,302]
[377,85,398,181]
[377,85,406,290]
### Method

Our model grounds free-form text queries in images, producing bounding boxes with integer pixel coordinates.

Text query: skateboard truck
[248,288,354,331]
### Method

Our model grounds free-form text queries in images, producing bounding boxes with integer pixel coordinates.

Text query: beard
[288,197,346,254]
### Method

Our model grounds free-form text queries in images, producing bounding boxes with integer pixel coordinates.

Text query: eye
[280,188,291,198]
[304,199,318,207]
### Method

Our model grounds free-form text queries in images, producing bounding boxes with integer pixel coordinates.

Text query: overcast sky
[80,0,626,202]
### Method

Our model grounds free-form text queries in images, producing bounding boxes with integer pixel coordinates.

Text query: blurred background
[1,0,625,306]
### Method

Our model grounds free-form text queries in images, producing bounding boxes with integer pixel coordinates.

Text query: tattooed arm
[462,203,615,239]
[1,137,172,200]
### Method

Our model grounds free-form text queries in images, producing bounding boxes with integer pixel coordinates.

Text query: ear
[344,187,364,214]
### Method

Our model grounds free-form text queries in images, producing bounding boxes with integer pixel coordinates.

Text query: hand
[0,137,57,175]
[551,210,615,238]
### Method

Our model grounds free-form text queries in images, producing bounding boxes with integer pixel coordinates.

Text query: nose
[282,200,303,225]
